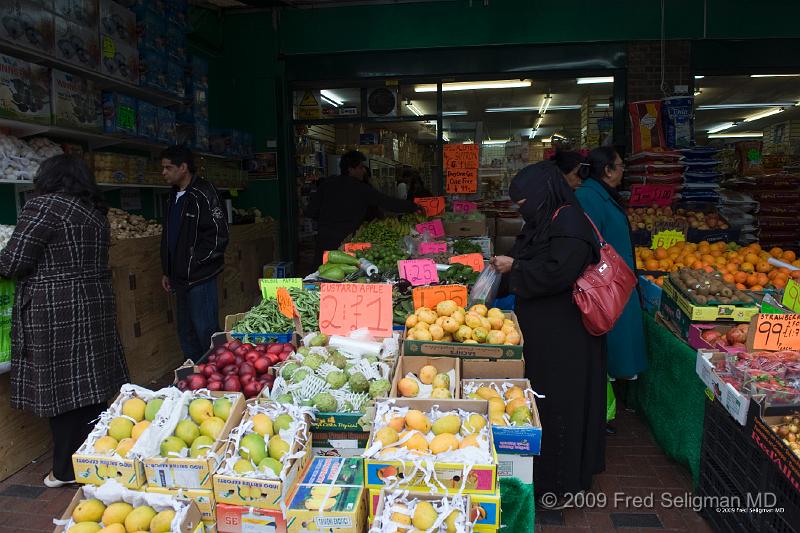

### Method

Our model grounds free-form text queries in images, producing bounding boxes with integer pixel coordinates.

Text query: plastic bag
[469,267,501,306]
[0,278,14,375]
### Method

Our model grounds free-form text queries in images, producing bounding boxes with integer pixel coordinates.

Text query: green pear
[145,398,164,421]
[258,457,283,476]
[239,433,267,464]
[213,397,232,421]
[160,436,187,457]
[174,419,200,446]
[268,435,290,461]
[233,458,254,474]
[200,416,225,440]
[188,398,213,424]
[189,435,216,458]
[273,414,292,433]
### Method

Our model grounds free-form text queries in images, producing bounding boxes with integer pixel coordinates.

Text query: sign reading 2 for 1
[319,283,393,337]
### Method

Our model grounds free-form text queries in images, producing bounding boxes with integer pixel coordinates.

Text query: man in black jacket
[307,150,420,266]
[160,146,229,361]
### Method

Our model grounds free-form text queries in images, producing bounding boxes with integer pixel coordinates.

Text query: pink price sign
[452,200,477,214]
[628,184,676,207]
[415,219,445,239]
[398,259,439,286]
[419,241,447,255]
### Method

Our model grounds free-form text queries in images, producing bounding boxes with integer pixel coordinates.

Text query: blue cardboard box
[102,92,137,135]
[156,106,175,143]
[639,275,663,315]
[137,100,158,140]
[462,378,542,455]
[138,50,167,91]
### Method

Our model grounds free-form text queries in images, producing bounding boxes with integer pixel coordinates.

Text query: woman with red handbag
[491,162,607,509]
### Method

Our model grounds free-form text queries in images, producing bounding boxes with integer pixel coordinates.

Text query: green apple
[188,398,213,424]
[213,397,232,421]
[239,433,267,464]
[160,436,187,457]
[174,420,200,447]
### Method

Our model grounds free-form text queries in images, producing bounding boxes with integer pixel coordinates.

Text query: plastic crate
[759,445,800,533]
[699,454,760,533]
[229,331,293,344]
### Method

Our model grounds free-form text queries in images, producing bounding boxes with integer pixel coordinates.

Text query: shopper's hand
[490,255,514,274]
[161,275,171,293]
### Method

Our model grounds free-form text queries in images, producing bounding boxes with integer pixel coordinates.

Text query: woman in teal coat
[575,147,647,378]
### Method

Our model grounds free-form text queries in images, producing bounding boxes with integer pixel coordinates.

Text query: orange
[773,278,787,290]
[756,273,769,286]
[659,259,673,270]
[645,259,659,270]
[654,247,668,260]
[779,267,791,275]
[750,285,764,292]
[701,254,714,264]
[768,270,779,280]
[770,247,784,258]
[774,273,789,286]
[655,278,664,287]
[791,270,800,280]
[726,263,739,274]
[692,261,704,269]
[736,283,746,290]
[749,243,762,253]
[645,275,655,281]
[734,271,748,284]
[704,265,715,273]
[793,260,800,267]
[723,273,735,283]
[741,262,755,273]
[684,255,698,265]
[746,274,759,287]
[745,253,760,265]
[756,261,771,273]
[639,249,654,260]
[782,250,796,262]
[715,256,727,266]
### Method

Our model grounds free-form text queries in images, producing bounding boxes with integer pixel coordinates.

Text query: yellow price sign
[781,279,800,314]
[651,230,685,250]
[259,278,302,299]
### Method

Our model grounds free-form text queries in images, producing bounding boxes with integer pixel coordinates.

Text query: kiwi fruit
[694,295,708,305]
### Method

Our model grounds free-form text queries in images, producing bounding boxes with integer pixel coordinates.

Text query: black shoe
[606,422,617,435]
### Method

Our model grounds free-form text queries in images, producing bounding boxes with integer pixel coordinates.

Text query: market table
[625,314,706,487]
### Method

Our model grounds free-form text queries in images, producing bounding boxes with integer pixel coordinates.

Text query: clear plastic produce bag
[469,266,502,306]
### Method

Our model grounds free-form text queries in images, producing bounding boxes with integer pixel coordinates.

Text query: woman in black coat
[0,155,129,487]
[491,161,606,508]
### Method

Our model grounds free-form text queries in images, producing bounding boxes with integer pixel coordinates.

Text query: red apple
[253,358,270,374]
[224,375,242,392]
[196,363,206,374]
[223,364,238,375]
[209,372,224,382]
[234,355,244,366]
[186,373,207,390]
[243,381,262,398]
[207,380,223,391]
[234,344,252,357]
[278,350,291,362]
[244,350,260,364]
[202,364,218,378]
[215,346,228,355]
[207,354,218,365]
[217,351,235,368]
[265,353,280,366]
[226,340,242,351]
[240,373,254,386]
[239,362,255,377]
[260,374,275,388]
[267,344,283,355]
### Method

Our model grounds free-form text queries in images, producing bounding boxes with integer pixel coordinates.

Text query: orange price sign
[343,242,372,253]
[412,284,468,310]
[276,287,295,319]
[319,283,393,337]
[444,144,479,194]
[449,253,485,272]
[414,196,445,217]
[751,313,800,351]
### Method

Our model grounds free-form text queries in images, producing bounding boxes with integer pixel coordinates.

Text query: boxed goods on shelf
[0,1,55,54]
[136,9,167,54]
[363,399,498,495]
[54,15,100,69]
[137,99,158,140]
[51,69,102,131]
[215,503,285,533]
[54,0,100,26]
[167,60,186,98]
[72,385,184,489]
[370,490,473,533]
[100,37,139,84]
[99,0,137,47]
[53,479,204,533]
[0,53,50,125]
[102,91,137,135]
[157,106,176,143]
[143,391,246,490]
[139,49,168,91]
[390,355,460,400]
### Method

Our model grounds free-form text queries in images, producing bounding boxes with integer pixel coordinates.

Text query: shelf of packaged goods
[0,39,184,108]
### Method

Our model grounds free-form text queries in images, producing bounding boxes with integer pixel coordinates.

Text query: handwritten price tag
[276,288,296,319]
[444,144,479,194]
[751,313,800,351]
[419,241,447,255]
[651,230,685,250]
[343,242,372,253]
[781,279,800,314]
[629,184,676,207]
[319,283,393,337]
[449,253,485,272]
[259,278,302,299]
[453,200,478,214]
[414,197,445,217]
[398,259,439,286]
[416,220,445,239]
[412,284,468,310]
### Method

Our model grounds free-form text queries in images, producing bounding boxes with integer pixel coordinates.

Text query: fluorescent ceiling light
[542,133,565,143]
[320,95,340,107]
[482,139,510,145]
[694,89,702,96]
[743,107,784,122]
[320,90,343,106]
[576,76,614,84]
[708,132,764,138]
[697,103,794,110]
[530,128,539,140]
[595,103,610,108]
[442,133,450,142]
[751,74,800,78]
[534,116,544,129]
[539,95,552,114]
[707,122,735,134]
[405,102,423,116]
[694,75,705,79]
[415,80,531,93]
[485,105,580,113]
[442,111,468,116]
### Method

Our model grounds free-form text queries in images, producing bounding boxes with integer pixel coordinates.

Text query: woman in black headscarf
[490,161,607,508]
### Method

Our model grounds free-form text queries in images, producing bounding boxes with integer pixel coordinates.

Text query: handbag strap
[551,204,606,245]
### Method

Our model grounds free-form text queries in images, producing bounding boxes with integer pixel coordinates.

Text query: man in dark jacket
[160,145,229,361]
[307,150,419,265]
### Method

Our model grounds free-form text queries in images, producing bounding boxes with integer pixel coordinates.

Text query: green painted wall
[0,186,18,225]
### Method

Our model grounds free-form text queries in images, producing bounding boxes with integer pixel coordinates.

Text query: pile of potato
[108,208,161,240]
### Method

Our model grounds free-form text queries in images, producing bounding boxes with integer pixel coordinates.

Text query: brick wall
[627,40,692,102]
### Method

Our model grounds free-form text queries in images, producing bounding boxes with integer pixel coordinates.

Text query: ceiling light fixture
[485,105,581,113]
[534,116,544,129]
[539,94,553,114]
[694,89,702,96]
[530,128,539,140]
[320,95,340,108]
[576,76,614,84]
[595,103,610,108]
[743,107,785,122]
[442,111,468,116]
[405,101,423,116]
[442,133,450,142]
[707,132,764,138]
[750,74,800,78]
[707,122,736,134]
[320,90,343,106]
[415,80,531,93]
[482,139,510,145]
[697,103,794,110]
[694,75,705,79]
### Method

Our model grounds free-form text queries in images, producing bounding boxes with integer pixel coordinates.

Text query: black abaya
[507,205,607,495]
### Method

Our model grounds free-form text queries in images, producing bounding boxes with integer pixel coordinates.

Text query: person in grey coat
[0,155,129,487]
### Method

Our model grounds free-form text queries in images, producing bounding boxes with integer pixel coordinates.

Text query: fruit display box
[285,456,366,533]
[403,312,524,360]
[212,401,313,511]
[145,485,216,524]
[215,502,286,533]
[462,379,542,455]
[687,323,737,351]
[72,385,181,489]
[638,275,663,315]
[370,489,479,533]
[661,279,758,323]
[224,313,295,345]
[461,359,525,380]
[54,479,204,533]
[695,350,750,426]
[390,355,461,399]
[444,219,488,238]
[363,399,498,495]
[144,391,246,490]
[368,487,501,532]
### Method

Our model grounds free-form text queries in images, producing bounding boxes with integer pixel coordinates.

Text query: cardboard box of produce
[461,359,525,380]
[224,313,294,345]
[462,379,542,455]
[0,54,50,125]
[661,279,758,323]
[212,401,313,510]
[638,275,663,315]
[72,386,181,489]
[751,413,800,495]
[312,431,370,452]
[390,355,461,399]
[144,392,246,490]
[659,291,756,343]
[54,479,204,533]
[145,485,216,524]
[364,399,498,495]
[215,503,286,533]
[687,323,739,351]
[444,219,487,238]
[403,312,524,360]
[497,453,534,484]
[695,350,750,426]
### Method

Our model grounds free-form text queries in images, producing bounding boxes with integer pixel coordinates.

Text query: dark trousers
[48,402,106,481]
[175,276,220,362]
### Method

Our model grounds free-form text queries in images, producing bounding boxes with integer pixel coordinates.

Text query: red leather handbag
[554,207,637,336]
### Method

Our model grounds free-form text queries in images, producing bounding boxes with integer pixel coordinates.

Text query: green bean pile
[232,288,320,333]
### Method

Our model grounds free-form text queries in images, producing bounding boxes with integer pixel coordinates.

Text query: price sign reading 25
[319,283,393,337]
[398,259,439,286]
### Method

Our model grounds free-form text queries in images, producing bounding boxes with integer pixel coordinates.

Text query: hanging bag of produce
[553,206,636,336]
[468,267,502,307]
[0,278,14,374]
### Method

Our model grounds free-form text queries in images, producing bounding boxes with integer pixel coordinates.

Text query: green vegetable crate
[403,312,524,360]
[223,313,294,344]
